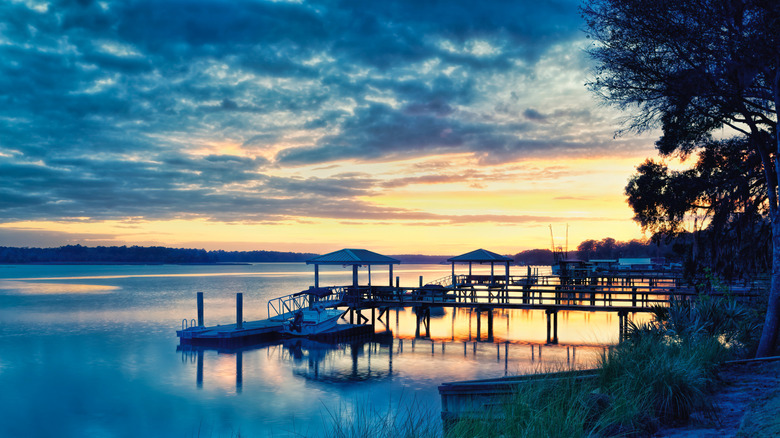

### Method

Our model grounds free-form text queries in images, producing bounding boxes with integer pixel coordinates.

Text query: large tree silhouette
[583,0,780,356]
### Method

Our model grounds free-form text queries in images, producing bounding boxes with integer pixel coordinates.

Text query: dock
[176,248,761,350]
[438,369,599,427]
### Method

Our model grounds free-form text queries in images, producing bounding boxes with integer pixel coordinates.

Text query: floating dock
[177,291,377,347]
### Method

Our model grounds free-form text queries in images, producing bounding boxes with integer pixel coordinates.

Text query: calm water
[0,263,634,437]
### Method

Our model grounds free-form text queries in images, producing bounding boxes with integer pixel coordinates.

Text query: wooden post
[419,275,423,287]
[632,287,637,307]
[487,310,494,342]
[197,291,204,327]
[476,311,481,340]
[236,293,243,329]
[314,264,319,288]
[546,310,551,344]
[451,263,456,288]
[553,311,558,344]
[389,264,393,287]
[353,265,359,287]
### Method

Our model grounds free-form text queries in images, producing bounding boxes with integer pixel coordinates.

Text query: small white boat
[283,303,343,336]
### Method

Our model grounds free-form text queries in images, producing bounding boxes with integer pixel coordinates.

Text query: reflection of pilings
[196,349,203,388]
[545,309,559,344]
[236,351,243,393]
[618,310,630,342]
[351,343,359,377]
[415,306,431,338]
[504,342,508,375]
[388,339,393,375]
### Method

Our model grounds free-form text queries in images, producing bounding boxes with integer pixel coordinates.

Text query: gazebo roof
[306,248,401,265]
[447,248,514,263]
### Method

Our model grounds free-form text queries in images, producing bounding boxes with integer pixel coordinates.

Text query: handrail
[267,287,346,320]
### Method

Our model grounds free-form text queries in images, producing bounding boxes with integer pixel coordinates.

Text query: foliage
[582,0,780,357]
[448,295,757,436]
[625,138,771,281]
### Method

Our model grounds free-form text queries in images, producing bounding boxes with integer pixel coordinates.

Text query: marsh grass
[442,294,759,437]
[321,291,761,438]
[445,364,599,437]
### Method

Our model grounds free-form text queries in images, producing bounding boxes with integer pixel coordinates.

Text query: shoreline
[655,357,780,437]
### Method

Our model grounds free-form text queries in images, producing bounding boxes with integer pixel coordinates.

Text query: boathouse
[306,248,401,288]
[447,249,513,288]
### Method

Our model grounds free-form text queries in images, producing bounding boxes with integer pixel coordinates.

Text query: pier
[177,248,758,348]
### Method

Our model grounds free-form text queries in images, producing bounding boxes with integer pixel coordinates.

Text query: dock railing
[267,287,346,321]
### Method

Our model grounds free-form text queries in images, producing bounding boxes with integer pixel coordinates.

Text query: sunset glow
[0,0,661,254]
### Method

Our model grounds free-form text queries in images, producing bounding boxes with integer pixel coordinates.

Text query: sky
[0,0,663,255]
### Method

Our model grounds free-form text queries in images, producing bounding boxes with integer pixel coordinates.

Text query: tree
[625,138,770,279]
[583,0,780,356]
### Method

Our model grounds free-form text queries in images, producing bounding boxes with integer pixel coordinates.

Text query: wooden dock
[438,369,599,427]
[329,273,760,344]
[177,271,760,348]
[176,291,380,347]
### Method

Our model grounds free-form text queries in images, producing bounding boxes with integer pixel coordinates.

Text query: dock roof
[306,248,401,265]
[447,249,514,263]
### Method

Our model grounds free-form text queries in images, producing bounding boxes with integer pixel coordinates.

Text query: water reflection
[1,263,642,437]
[0,280,119,295]
[179,331,602,396]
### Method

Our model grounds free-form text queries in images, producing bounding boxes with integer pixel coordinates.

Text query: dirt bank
[655,358,780,437]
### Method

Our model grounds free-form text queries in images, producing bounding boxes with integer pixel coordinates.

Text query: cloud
[0,0,649,227]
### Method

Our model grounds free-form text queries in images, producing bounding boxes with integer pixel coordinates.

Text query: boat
[282,302,343,336]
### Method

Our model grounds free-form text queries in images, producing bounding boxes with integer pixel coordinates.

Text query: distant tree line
[514,237,681,266]
[0,245,318,264]
[0,245,458,265]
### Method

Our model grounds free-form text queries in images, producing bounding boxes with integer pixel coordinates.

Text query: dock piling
[197,292,204,327]
[236,293,243,329]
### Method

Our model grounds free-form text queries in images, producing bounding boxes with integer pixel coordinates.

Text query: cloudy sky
[0,0,661,254]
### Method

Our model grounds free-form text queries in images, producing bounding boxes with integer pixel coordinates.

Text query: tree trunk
[756,212,780,357]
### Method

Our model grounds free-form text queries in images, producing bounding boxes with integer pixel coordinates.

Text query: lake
[0,263,630,437]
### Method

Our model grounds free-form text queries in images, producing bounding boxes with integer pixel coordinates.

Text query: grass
[317,285,765,438]
[440,293,762,437]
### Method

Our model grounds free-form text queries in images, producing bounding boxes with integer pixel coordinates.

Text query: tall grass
[445,365,598,437]
[443,293,760,437]
[319,288,762,438]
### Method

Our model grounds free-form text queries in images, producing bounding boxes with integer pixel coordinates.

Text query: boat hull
[282,308,342,336]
